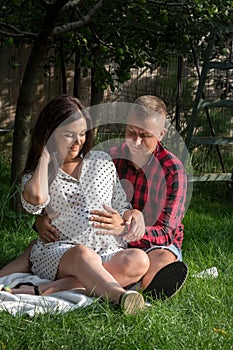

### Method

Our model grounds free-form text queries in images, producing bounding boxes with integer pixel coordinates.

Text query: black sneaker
[143,261,188,300]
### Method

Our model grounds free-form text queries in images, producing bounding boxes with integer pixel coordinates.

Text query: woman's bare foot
[11,282,41,295]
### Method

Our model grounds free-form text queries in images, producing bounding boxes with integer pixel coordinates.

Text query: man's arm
[34,215,59,243]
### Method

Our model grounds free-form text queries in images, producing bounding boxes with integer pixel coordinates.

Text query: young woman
[7,95,149,314]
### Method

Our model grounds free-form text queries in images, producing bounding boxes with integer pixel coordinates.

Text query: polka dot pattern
[22,151,131,280]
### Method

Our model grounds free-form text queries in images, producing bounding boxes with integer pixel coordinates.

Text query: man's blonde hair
[134,95,166,119]
[129,95,166,133]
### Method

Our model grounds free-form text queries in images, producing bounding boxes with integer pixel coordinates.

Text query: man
[89,95,188,298]
[0,95,188,299]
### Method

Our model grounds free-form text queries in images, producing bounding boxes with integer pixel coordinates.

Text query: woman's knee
[71,244,101,263]
[58,244,101,277]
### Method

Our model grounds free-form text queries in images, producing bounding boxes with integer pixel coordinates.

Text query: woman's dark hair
[23,95,93,175]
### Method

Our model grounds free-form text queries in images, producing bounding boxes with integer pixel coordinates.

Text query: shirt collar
[123,142,161,171]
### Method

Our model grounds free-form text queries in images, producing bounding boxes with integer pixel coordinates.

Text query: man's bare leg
[103,248,150,288]
[140,249,176,290]
[0,241,33,277]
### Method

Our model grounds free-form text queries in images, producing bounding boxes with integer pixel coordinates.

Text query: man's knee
[147,248,177,270]
[118,249,150,275]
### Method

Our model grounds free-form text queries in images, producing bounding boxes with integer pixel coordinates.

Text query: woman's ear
[158,128,167,141]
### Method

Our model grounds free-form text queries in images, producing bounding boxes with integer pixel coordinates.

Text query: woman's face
[54,117,87,161]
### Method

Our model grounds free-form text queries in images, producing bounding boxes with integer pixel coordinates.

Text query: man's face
[125,113,166,156]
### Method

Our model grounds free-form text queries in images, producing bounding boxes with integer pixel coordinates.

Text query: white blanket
[0,273,94,317]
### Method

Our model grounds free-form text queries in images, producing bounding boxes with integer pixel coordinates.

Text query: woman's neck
[62,157,82,179]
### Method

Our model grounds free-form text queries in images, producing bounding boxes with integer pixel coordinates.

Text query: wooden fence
[1,44,233,176]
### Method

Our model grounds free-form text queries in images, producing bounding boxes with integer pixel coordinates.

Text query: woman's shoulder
[82,150,116,175]
[86,150,112,161]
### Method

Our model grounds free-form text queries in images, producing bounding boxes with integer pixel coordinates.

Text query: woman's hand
[41,146,51,163]
[89,205,145,242]
[89,204,125,236]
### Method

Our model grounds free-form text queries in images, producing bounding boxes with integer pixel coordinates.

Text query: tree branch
[53,0,104,36]
[0,22,37,39]
[147,0,190,6]
[39,0,53,7]
[61,0,83,12]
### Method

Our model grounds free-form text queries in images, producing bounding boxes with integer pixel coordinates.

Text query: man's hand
[122,209,145,242]
[89,204,125,236]
[35,215,59,243]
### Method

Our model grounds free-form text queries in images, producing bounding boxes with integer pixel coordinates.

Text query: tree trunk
[90,68,104,141]
[90,67,104,106]
[59,37,67,94]
[10,1,68,210]
[73,51,81,98]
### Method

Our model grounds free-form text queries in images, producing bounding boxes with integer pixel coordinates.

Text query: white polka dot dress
[21,151,131,280]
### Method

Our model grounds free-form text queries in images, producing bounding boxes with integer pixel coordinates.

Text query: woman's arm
[22,148,50,206]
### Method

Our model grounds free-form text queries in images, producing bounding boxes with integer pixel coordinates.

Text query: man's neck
[129,153,152,170]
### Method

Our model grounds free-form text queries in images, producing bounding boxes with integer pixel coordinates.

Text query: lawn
[0,157,232,350]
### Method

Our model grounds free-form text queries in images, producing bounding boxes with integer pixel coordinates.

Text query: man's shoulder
[109,143,127,159]
[157,143,185,172]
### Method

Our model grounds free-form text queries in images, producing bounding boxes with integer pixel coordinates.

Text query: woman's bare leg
[46,248,149,296]
[9,247,150,299]
[57,245,127,303]
[10,275,85,296]
[0,242,33,277]
[42,276,85,295]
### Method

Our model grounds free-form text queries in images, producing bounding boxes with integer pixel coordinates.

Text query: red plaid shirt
[110,142,187,250]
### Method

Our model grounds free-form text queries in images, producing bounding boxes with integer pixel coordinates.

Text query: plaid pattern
[110,142,187,250]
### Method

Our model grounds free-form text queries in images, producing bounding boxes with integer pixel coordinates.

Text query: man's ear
[158,128,167,141]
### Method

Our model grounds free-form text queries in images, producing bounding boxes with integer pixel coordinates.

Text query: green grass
[0,159,233,350]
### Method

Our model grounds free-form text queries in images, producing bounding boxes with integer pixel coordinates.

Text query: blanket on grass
[0,273,94,317]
